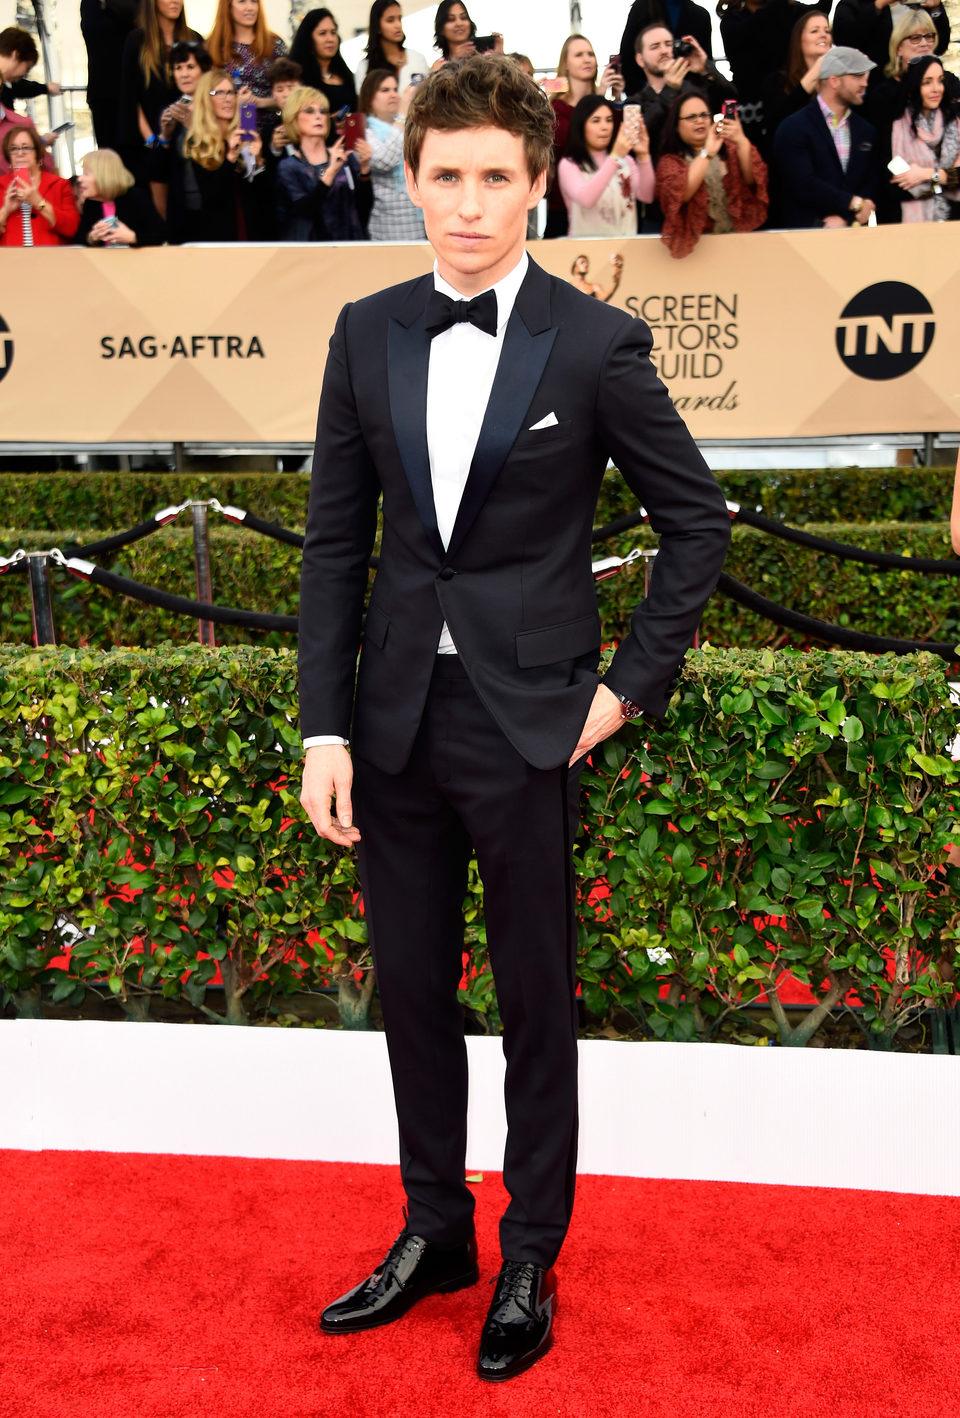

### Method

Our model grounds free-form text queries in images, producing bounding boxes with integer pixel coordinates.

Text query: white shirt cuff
[303,735,349,749]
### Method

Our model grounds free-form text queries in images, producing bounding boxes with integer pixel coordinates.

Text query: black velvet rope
[590,509,649,543]
[85,566,298,632]
[716,571,959,660]
[733,506,960,574]
[232,512,305,549]
[63,518,171,559]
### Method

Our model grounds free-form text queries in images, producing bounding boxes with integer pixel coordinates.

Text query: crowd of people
[0,0,956,256]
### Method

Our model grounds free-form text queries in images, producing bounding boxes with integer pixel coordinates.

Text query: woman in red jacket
[0,127,79,245]
[655,91,767,258]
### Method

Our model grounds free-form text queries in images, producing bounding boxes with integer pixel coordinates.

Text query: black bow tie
[424,288,499,340]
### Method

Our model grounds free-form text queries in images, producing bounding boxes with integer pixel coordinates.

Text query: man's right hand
[301,744,361,847]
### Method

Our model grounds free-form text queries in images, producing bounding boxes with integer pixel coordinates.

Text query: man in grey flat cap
[773,46,881,228]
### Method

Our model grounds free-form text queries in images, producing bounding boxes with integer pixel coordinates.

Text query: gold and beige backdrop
[0,225,956,442]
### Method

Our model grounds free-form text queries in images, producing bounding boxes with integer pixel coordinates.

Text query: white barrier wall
[2,1020,959,1195]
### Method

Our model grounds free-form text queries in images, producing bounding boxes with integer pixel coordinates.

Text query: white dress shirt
[303,251,529,749]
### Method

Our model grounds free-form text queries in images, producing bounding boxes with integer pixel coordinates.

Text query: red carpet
[2,1151,958,1418]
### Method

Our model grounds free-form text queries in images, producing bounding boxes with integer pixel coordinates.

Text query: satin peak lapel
[445,313,558,562]
[387,314,445,560]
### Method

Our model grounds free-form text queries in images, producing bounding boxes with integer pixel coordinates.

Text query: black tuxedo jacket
[773,99,880,229]
[298,258,731,774]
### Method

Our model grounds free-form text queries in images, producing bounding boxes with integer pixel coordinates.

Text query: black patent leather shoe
[476,1261,556,1382]
[319,1229,479,1334]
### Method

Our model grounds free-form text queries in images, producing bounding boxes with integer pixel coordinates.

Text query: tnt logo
[836,282,934,381]
[0,315,11,385]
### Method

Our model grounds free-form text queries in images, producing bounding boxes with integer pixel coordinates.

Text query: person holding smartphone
[206,0,286,135]
[656,89,767,257]
[75,148,165,246]
[544,33,623,238]
[181,69,270,240]
[557,93,654,236]
[889,55,960,222]
[0,126,78,245]
[429,2,503,70]
[276,85,372,239]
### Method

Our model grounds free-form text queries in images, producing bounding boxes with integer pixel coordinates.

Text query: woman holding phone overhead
[276,85,371,240]
[0,126,78,245]
[354,1,429,92]
[290,9,358,113]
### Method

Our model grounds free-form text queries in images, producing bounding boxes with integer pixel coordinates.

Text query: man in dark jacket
[619,0,713,97]
[300,52,731,1385]
[625,24,737,163]
[773,46,880,228]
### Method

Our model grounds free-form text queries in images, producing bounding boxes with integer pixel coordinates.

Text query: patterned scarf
[898,109,960,223]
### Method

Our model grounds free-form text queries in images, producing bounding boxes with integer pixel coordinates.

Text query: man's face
[836,71,868,106]
[638,28,674,79]
[0,54,31,81]
[406,126,545,295]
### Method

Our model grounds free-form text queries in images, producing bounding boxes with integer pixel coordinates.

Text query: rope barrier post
[191,503,216,647]
[26,553,56,646]
[921,433,936,468]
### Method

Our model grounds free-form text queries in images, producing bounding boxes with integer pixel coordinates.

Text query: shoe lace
[490,1261,538,1321]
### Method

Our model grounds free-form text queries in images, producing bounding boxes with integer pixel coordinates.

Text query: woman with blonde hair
[544,33,623,237]
[117,0,201,180]
[206,0,286,129]
[863,10,957,221]
[181,69,270,239]
[276,83,372,239]
[75,148,165,245]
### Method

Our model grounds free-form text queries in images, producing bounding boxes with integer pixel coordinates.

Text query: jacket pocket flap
[515,613,600,668]
[363,605,390,649]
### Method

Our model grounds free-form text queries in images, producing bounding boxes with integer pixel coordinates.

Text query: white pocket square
[528,412,559,431]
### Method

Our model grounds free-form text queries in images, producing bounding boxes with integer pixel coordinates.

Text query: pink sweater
[557,153,655,213]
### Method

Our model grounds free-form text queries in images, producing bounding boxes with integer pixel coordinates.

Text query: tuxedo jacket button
[438,567,457,581]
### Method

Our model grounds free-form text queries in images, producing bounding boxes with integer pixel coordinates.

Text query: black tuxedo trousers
[354,656,582,1267]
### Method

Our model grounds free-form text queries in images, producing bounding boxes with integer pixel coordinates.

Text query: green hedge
[1,644,957,1047]
[1,521,956,654]
[0,465,952,534]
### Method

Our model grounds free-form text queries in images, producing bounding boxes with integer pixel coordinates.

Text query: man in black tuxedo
[773,46,881,229]
[299,53,730,1383]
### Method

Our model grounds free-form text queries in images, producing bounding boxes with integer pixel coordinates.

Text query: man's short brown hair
[403,53,553,183]
[0,27,39,66]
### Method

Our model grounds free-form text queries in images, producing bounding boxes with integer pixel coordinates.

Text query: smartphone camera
[474,34,496,53]
[721,99,738,120]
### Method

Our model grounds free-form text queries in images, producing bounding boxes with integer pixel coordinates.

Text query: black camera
[673,38,695,58]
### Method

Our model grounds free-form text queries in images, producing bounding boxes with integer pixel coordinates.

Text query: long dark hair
[899,53,956,133]
[291,9,354,90]
[659,90,704,157]
[365,0,403,76]
[565,93,617,170]
[434,1,476,59]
